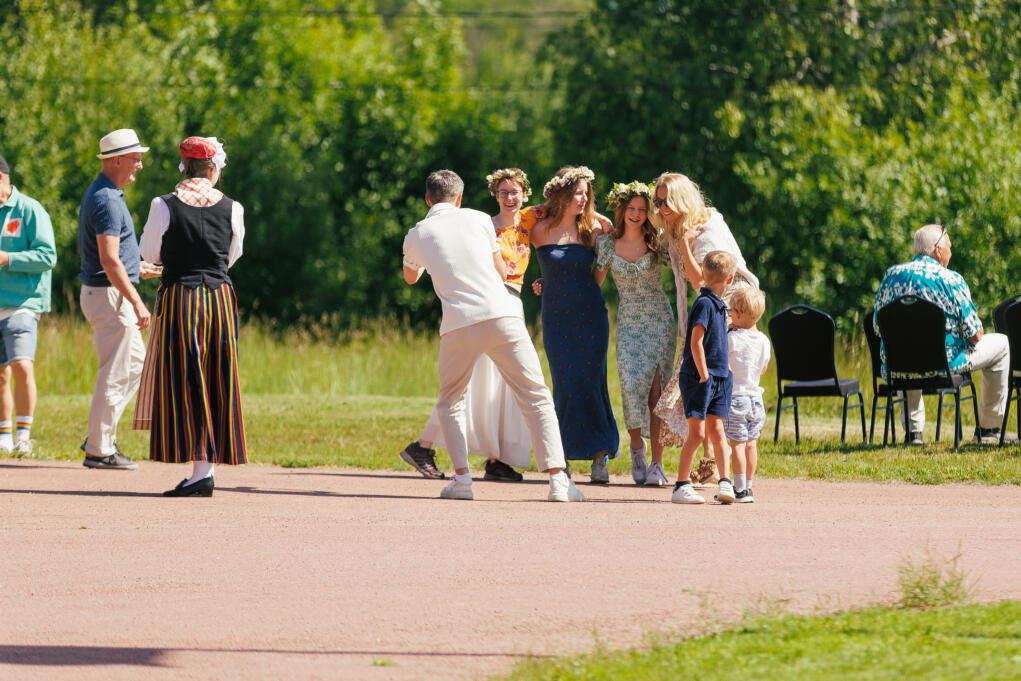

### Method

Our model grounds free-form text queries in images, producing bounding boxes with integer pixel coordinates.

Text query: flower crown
[605,180,653,210]
[542,166,595,199]
[486,168,531,199]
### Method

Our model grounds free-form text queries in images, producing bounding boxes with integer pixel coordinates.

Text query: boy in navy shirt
[672,251,737,505]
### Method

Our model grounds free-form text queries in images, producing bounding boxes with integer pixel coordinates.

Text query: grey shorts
[0,313,39,366]
[724,394,766,442]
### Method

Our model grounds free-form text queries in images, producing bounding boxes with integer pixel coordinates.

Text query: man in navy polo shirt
[78,129,161,470]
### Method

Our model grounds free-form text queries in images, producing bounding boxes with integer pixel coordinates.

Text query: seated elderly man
[874,224,1011,444]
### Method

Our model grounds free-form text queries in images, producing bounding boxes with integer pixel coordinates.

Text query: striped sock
[0,421,12,450]
[16,416,33,442]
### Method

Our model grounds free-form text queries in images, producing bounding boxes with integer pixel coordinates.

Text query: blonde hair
[702,250,737,286]
[544,166,598,248]
[652,172,712,242]
[730,286,766,325]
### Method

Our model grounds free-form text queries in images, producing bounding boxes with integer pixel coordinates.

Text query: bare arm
[96,234,150,329]
[403,264,423,285]
[680,232,703,289]
[593,266,608,286]
[969,328,984,344]
[690,324,709,382]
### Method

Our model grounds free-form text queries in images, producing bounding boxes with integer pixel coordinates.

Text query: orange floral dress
[496,206,539,287]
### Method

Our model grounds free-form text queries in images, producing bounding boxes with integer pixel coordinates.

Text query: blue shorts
[724,395,766,441]
[0,313,39,366]
[679,371,732,420]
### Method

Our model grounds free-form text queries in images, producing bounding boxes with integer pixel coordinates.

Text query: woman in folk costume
[139,136,246,497]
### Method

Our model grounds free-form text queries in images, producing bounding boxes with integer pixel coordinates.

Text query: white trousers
[80,286,145,457]
[435,316,565,473]
[906,332,1010,432]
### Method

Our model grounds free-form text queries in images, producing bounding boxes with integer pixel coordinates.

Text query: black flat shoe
[163,476,214,497]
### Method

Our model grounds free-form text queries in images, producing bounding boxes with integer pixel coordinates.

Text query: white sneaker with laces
[630,441,648,485]
[716,479,736,504]
[590,457,609,484]
[13,439,33,457]
[549,472,585,502]
[644,461,668,486]
[671,482,705,504]
[440,478,473,500]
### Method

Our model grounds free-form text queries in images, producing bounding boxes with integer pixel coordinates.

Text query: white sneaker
[644,461,668,486]
[671,482,705,504]
[0,440,12,455]
[548,472,585,502]
[13,439,33,457]
[440,478,473,500]
[590,457,609,484]
[630,441,648,484]
[716,479,736,504]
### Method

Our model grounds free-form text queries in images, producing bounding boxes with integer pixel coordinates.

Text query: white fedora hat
[96,128,150,159]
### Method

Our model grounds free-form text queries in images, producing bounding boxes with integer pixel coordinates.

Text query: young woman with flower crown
[593,182,676,486]
[400,169,543,482]
[650,173,758,481]
[530,166,620,483]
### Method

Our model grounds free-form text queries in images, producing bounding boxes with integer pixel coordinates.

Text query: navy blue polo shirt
[78,172,140,286]
[680,287,730,378]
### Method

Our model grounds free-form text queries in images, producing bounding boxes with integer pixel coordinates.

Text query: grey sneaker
[630,441,648,485]
[644,461,669,486]
[671,481,705,504]
[974,427,1016,444]
[439,477,473,500]
[735,488,755,503]
[83,452,138,470]
[590,456,609,485]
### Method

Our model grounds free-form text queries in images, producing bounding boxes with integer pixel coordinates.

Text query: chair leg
[840,395,849,443]
[869,395,878,444]
[857,391,867,443]
[953,391,962,450]
[1000,387,1011,446]
[774,395,784,443]
[935,392,944,443]
[793,397,800,445]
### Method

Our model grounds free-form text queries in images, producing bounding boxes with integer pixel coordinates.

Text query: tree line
[3,0,1020,331]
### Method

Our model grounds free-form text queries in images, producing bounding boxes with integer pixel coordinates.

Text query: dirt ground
[2,459,1019,681]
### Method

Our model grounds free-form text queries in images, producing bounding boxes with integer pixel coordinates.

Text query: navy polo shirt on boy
[679,287,732,419]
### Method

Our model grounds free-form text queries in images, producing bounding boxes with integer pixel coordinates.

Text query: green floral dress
[596,234,677,436]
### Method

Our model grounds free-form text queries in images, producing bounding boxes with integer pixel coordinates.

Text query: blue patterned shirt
[873,254,981,378]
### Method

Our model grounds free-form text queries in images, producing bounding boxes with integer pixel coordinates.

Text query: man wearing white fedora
[78,129,161,470]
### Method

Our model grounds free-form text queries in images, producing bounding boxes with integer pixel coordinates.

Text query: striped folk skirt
[149,282,247,464]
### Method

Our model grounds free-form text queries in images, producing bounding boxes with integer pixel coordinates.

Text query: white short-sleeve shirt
[728,327,771,397]
[403,203,522,335]
[692,209,759,288]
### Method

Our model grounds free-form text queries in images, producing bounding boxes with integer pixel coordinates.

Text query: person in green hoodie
[0,155,56,456]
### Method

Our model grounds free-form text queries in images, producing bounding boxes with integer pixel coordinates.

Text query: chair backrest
[768,305,839,383]
[993,293,1021,333]
[876,296,951,379]
[1002,300,1021,374]
[863,309,882,381]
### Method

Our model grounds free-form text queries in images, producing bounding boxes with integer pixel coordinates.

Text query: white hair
[913,224,945,256]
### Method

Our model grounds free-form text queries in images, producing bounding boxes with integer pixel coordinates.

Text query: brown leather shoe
[399,441,445,479]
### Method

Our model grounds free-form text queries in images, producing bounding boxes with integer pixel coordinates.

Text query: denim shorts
[0,312,39,366]
[724,394,766,442]
[679,372,732,420]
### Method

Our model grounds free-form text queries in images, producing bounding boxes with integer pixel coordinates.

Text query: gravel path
[2,459,1019,680]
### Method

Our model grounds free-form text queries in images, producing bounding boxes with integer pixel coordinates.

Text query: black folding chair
[769,305,866,444]
[997,300,1021,445]
[992,293,1021,333]
[863,311,904,445]
[876,296,979,449]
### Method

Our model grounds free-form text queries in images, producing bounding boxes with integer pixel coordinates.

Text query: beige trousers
[435,316,565,473]
[80,285,145,457]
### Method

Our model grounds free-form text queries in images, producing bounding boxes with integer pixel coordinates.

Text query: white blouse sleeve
[228,201,245,268]
[139,197,170,264]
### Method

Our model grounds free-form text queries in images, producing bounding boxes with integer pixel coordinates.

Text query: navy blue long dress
[537,243,620,460]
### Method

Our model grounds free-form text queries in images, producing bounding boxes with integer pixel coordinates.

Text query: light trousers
[80,285,145,457]
[435,316,565,473]
[906,332,1010,432]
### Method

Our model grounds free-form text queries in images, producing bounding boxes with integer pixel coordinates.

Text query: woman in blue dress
[531,166,619,483]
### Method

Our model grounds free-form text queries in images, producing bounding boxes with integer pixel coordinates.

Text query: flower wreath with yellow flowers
[486,168,532,199]
[542,166,595,199]
[604,180,654,210]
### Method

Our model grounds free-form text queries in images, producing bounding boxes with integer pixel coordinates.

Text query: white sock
[453,472,472,483]
[734,473,746,492]
[746,477,753,490]
[0,421,12,450]
[550,470,569,484]
[16,415,32,442]
[186,460,214,485]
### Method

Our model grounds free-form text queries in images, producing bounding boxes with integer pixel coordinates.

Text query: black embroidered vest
[159,194,233,288]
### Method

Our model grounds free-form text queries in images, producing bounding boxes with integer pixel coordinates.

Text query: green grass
[494,602,1021,681]
[13,316,1021,484]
